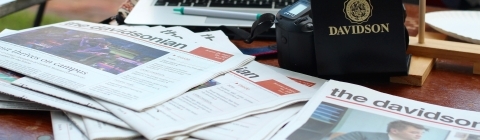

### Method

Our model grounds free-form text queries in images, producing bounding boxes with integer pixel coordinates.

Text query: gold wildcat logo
[344,0,373,24]
[329,0,389,35]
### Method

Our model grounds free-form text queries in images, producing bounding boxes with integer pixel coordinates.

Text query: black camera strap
[218,13,278,56]
[246,13,276,43]
[219,13,276,44]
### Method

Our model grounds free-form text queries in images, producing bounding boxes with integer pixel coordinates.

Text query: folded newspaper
[50,111,89,140]
[188,65,326,140]
[271,80,480,140]
[0,30,58,111]
[82,116,142,140]
[9,26,240,113]
[0,27,249,138]
[0,100,58,111]
[0,91,28,102]
[0,20,255,111]
[64,112,88,136]
[10,25,327,140]
[0,76,132,129]
[96,61,317,139]
[1,26,249,129]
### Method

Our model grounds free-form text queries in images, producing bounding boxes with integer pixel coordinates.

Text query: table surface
[1,3,480,140]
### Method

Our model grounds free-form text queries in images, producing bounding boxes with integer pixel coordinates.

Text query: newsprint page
[50,111,89,140]
[271,80,480,140]
[0,21,254,111]
[96,61,317,139]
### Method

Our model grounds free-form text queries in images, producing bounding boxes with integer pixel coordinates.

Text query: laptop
[125,0,298,27]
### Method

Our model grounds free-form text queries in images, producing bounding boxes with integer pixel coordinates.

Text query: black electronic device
[275,0,318,76]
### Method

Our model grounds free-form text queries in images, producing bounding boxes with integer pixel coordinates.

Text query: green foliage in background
[0,9,66,31]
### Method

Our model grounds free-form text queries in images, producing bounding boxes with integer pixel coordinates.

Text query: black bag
[311,0,410,80]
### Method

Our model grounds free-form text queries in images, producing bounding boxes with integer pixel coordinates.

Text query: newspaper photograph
[271,80,480,140]
[0,20,254,111]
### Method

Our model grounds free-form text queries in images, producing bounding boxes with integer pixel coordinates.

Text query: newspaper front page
[96,61,317,139]
[272,80,480,140]
[0,46,59,112]
[0,29,108,111]
[0,20,254,111]
[3,27,243,132]
[10,26,241,113]
[0,29,31,104]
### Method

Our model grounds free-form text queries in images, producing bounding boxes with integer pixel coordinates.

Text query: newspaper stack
[0,21,328,140]
[0,30,59,111]
[2,21,480,140]
[0,92,57,111]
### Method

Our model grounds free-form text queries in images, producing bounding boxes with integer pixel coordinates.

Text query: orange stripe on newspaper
[189,47,233,62]
[288,77,316,87]
[255,80,299,96]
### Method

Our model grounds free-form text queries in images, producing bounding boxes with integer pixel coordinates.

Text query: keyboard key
[275,0,297,8]
[155,0,167,6]
[167,2,180,6]
[209,0,224,7]
[180,0,194,6]
[249,0,272,8]
[275,1,289,8]
[192,0,208,7]
[209,0,272,8]
[154,0,292,8]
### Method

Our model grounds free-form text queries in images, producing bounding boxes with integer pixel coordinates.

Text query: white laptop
[125,0,297,27]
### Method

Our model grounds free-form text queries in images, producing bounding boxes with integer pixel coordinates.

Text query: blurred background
[0,0,126,31]
[1,0,477,32]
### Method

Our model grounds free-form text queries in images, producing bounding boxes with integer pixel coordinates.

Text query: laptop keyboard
[155,0,298,9]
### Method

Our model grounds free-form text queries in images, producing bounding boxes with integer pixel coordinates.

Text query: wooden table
[1,3,479,140]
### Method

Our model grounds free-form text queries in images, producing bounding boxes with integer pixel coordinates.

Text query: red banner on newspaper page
[189,47,233,62]
[288,77,316,87]
[255,80,299,96]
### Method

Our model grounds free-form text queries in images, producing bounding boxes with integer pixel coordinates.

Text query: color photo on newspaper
[0,27,168,74]
[286,102,450,140]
